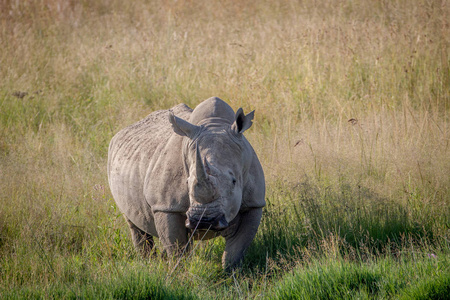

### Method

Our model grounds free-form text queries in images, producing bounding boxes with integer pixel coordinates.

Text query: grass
[1,0,449,298]
[275,252,450,299]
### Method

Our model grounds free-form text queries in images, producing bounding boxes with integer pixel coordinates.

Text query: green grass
[2,261,197,299]
[275,253,450,299]
[1,0,449,298]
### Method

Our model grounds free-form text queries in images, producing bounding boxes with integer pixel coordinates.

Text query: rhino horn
[194,142,208,182]
[193,143,217,202]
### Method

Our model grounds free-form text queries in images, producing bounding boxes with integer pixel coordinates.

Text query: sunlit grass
[1,0,449,298]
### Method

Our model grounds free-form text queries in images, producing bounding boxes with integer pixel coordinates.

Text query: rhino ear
[231,108,254,135]
[169,112,201,139]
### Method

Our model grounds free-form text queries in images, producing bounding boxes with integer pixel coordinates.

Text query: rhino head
[169,105,255,232]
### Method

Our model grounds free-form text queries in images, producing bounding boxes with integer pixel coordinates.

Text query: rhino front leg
[126,217,154,257]
[154,212,189,255]
[222,208,263,271]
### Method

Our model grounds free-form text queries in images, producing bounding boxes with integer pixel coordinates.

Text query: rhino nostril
[185,217,207,229]
[214,215,228,230]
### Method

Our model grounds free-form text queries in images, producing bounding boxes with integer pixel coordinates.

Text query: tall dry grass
[1,0,449,297]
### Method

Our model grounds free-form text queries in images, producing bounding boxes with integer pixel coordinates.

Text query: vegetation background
[1,0,449,298]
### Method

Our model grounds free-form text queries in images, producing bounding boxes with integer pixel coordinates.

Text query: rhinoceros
[107,97,265,270]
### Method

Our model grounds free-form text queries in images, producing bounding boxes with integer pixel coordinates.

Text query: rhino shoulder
[242,140,266,209]
[107,103,193,232]
[143,132,190,214]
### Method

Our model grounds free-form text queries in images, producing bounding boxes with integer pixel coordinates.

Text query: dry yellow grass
[1,0,448,222]
[0,0,449,297]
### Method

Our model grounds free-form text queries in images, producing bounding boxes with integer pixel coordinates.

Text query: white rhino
[107,97,265,270]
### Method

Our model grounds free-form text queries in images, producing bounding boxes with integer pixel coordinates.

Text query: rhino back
[107,104,192,234]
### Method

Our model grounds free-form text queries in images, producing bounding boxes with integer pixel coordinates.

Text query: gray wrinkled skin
[107,97,265,271]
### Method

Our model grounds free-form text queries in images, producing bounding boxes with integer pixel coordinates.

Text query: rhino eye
[232,178,237,185]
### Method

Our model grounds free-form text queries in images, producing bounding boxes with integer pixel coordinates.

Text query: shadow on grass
[243,179,439,272]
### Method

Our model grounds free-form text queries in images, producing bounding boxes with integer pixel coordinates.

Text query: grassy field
[1,0,449,298]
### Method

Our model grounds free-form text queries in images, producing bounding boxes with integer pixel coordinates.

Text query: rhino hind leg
[126,217,154,257]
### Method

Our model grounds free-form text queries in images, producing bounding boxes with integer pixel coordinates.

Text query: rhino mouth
[185,214,228,231]
[185,204,228,231]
